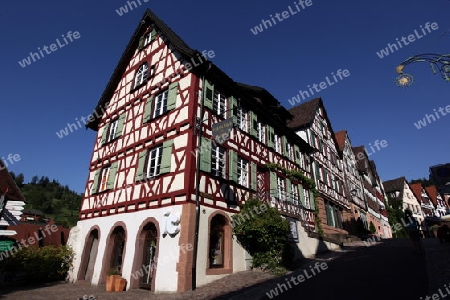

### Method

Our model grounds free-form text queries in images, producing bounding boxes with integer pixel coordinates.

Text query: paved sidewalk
[423,238,450,294]
[0,247,350,300]
[1,239,444,300]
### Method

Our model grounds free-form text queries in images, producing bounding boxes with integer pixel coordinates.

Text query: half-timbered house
[288,98,351,243]
[67,9,340,293]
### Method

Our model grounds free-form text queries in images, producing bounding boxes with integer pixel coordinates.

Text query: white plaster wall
[295,222,340,259]
[67,206,184,292]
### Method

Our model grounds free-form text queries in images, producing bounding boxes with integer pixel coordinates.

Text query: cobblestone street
[1,238,446,300]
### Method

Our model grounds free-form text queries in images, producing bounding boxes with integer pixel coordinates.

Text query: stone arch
[206,211,233,275]
[99,221,128,284]
[77,226,101,281]
[129,217,160,290]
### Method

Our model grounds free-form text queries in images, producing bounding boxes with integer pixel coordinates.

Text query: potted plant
[106,268,121,292]
[114,277,127,292]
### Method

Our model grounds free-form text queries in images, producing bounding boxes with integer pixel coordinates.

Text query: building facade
[67,9,339,293]
[288,99,351,242]
[383,177,424,224]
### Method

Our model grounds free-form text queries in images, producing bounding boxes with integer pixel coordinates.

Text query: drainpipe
[192,61,212,291]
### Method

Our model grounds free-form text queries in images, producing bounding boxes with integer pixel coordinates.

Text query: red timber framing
[192,78,316,228]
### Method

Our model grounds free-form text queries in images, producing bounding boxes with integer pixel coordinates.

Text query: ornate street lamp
[395,53,450,87]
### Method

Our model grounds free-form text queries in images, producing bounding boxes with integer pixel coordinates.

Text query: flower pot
[106,275,120,291]
[114,277,127,292]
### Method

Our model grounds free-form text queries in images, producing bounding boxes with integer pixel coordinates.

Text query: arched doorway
[78,229,99,281]
[206,213,232,275]
[109,226,126,274]
[139,223,157,290]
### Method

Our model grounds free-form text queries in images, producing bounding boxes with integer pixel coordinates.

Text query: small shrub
[1,245,74,283]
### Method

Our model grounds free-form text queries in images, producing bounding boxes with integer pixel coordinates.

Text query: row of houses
[63,9,446,294]
[383,177,448,234]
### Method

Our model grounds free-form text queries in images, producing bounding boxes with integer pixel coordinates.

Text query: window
[143,82,178,123]
[134,63,149,88]
[153,90,168,118]
[138,28,156,50]
[146,145,163,179]
[286,143,293,160]
[213,90,227,116]
[291,184,299,205]
[208,214,230,271]
[91,162,119,194]
[101,114,126,145]
[325,201,343,229]
[277,176,286,201]
[107,119,119,143]
[257,123,265,143]
[211,145,226,178]
[99,167,110,192]
[136,140,173,181]
[274,134,282,153]
[237,107,248,132]
[237,157,248,187]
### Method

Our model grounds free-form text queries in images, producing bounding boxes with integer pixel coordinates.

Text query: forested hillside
[9,172,82,228]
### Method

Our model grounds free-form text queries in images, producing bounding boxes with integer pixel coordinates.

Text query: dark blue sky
[1,0,449,193]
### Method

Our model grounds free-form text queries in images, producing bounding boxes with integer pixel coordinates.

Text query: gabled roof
[409,182,423,203]
[287,98,321,130]
[334,130,347,153]
[352,146,368,174]
[425,185,439,206]
[382,177,406,193]
[287,98,341,157]
[0,160,25,202]
[85,9,305,150]
[86,9,204,130]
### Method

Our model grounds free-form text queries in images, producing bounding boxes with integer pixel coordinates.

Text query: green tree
[386,197,408,238]
[369,221,376,234]
[232,199,291,272]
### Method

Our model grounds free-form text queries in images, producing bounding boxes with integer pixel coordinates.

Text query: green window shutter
[229,150,238,182]
[136,150,147,181]
[91,169,101,194]
[267,125,274,148]
[325,202,332,225]
[167,82,178,111]
[294,145,301,165]
[250,111,257,137]
[299,184,306,207]
[106,162,119,190]
[315,163,321,181]
[199,137,211,172]
[285,178,292,202]
[115,113,127,139]
[101,123,110,145]
[323,169,328,185]
[160,140,174,174]
[143,95,155,123]
[310,131,316,148]
[270,171,277,197]
[138,36,144,50]
[282,136,288,157]
[151,28,157,41]
[250,162,257,190]
[309,190,316,210]
[203,80,214,110]
[229,96,238,125]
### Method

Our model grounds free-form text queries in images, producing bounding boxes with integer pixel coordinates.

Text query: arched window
[134,63,149,88]
[209,215,226,268]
